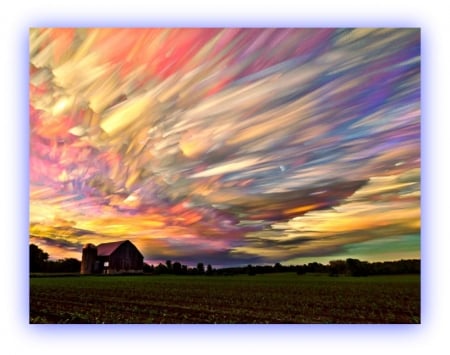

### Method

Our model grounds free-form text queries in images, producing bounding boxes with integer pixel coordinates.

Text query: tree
[59,258,81,272]
[155,263,168,274]
[329,260,347,276]
[143,263,154,273]
[346,258,369,276]
[274,262,283,272]
[173,262,182,275]
[197,262,205,274]
[30,244,49,272]
[166,260,172,273]
[182,264,188,274]
[307,262,327,273]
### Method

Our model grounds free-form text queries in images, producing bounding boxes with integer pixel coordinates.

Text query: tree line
[144,258,420,276]
[30,244,81,273]
[30,243,420,276]
[140,258,420,276]
[215,259,420,276]
[145,260,215,275]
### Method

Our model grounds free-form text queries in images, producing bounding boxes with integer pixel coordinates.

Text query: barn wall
[96,255,109,274]
[109,241,143,273]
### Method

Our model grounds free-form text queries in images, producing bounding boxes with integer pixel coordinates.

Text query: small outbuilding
[81,240,144,275]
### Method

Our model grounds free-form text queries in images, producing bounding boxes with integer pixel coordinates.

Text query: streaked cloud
[29,28,420,266]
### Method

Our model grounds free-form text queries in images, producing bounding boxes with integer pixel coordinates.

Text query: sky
[29,28,420,267]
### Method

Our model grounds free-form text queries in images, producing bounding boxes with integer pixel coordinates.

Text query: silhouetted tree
[329,260,347,276]
[182,264,188,274]
[197,262,205,275]
[30,244,49,272]
[206,264,213,276]
[173,262,182,275]
[346,258,369,276]
[274,262,283,272]
[155,263,168,274]
[306,262,321,273]
[166,260,172,273]
[58,258,81,272]
[143,263,154,273]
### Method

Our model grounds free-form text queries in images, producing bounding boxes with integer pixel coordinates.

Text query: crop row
[30,274,420,324]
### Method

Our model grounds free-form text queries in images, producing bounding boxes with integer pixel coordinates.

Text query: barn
[81,240,144,275]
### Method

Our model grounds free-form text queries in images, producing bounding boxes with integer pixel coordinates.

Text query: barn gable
[97,240,143,258]
[81,240,144,275]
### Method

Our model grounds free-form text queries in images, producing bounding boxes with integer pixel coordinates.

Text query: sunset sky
[29,28,420,267]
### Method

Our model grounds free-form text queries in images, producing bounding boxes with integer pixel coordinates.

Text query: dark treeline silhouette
[44,258,81,273]
[30,244,419,276]
[144,258,420,277]
[328,258,421,276]
[215,263,326,276]
[144,261,215,275]
[30,244,81,273]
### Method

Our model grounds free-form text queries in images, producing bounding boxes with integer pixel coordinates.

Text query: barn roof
[97,240,130,256]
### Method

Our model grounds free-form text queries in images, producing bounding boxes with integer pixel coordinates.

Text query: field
[30,273,420,324]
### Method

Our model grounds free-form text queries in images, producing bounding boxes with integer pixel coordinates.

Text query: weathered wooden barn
[80,240,144,275]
